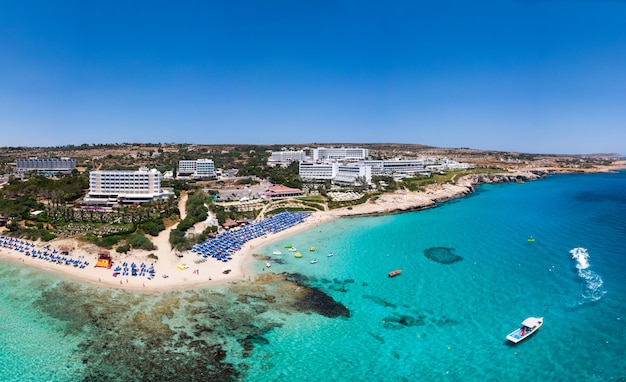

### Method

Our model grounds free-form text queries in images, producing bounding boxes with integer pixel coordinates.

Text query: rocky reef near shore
[32,272,349,381]
[457,170,545,189]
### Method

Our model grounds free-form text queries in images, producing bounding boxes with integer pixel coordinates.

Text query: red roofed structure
[266,185,303,199]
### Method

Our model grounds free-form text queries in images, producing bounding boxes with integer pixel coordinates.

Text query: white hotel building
[82,167,172,207]
[299,158,470,186]
[16,157,76,174]
[299,162,337,182]
[299,162,372,186]
[297,146,471,187]
[267,150,307,166]
[268,146,369,167]
[334,164,372,186]
[362,159,431,177]
[311,147,369,162]
[178,159,216,179]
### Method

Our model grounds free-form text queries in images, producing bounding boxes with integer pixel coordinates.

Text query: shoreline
[1,164,625,292]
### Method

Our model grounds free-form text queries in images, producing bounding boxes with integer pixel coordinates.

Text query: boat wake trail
[570,247,605,303]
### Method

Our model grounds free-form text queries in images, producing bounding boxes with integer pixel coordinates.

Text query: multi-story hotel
[299,162,338,181]
[16,157,76,174]
[178,159,216,179]
[299,157,470,186]
[311,147,369,162]
[362,159,430,177]
[299,162,371,186]
[267,150,307,166]
[82,167,172,207]
[334,164,372,186]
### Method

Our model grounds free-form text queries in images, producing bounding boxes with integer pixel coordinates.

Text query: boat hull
[506,317,543,343]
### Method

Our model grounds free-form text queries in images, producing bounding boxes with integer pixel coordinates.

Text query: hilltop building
[268,146,370,167]
[16,157,76,175]
[267,150,307,166]
[311,147,369,162]
[178,159,216,179]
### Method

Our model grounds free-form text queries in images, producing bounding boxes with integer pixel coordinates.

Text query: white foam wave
[570,247,605,302]
[570,247,590,270]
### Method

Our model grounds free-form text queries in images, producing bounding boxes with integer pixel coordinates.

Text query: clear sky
[1,1,625,154]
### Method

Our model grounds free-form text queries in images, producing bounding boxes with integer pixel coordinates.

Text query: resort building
[299,162,338,182]
[311,147,369,162]
[299,162,372,186]
[298,151,471,186]
[16,157,76,175]
[433,159,472,171]
[267,150,307,167]
[265,185,304,199]
[362,159,431,177]
[178,159,216,179]
[334,164,372,186]
[82,167,172,207]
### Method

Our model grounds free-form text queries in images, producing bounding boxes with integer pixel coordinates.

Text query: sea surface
[1,171,626,381]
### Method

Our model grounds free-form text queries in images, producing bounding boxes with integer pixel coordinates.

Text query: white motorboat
[272,250,282,255]
[265,262,271,268]
[506,317,543,343]
[310,259,318,264]
[327,253,333,257]
[288,247,297,252]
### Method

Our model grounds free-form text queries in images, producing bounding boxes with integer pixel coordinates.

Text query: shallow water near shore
[1,171,626,381]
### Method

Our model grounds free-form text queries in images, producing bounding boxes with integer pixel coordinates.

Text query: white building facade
[16,157,76,174]
[267,150,307,166]
[334,164,372,186]
[311,147,369,162]
[195,159,216,178]
[178,159,216,179]
[300,154,471,187]
[83,167,172,207]
[299,162,372,186]
[178,160,197,176]
[299,162,338,181]
[362,159,430,176]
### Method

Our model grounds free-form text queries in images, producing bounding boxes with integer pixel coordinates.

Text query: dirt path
[178,191,188,220]
[152,191,188,253]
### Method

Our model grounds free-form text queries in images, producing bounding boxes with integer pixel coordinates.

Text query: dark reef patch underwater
[32,272,348,381]
[424,247,463,264]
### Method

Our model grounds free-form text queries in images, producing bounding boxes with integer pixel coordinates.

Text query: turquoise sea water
[1,171,625,381]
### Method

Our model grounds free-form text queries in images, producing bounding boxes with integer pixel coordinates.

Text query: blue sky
[1,1,625,154]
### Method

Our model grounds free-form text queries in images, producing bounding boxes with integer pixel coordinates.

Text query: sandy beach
[1,165,624,292]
